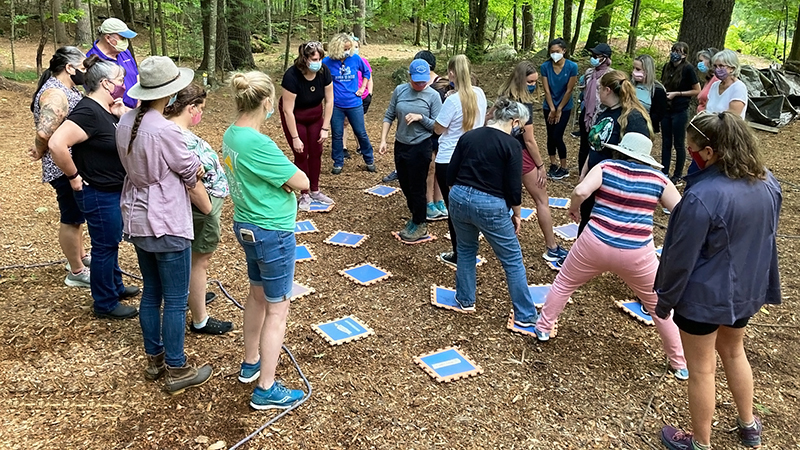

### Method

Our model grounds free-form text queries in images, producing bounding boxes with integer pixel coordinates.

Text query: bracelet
[535,162,544,169]
[67,171,80,180]
[321,128,329,131]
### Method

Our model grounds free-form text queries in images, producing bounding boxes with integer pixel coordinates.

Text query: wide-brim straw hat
[127,56,194,101]
[603,132,663,168]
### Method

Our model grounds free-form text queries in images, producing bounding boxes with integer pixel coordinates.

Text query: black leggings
[544,108,572,160]
[577,108,590,171]
[435,163,457,258]
[395,139,432,225]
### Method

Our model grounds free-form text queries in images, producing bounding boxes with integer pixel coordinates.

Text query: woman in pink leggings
[535,132,688,379]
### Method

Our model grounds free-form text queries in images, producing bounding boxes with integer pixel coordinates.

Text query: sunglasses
[305,41,322,49]
[689,112,710,142]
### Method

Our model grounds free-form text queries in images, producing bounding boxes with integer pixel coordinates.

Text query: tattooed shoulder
[37,89,70,138]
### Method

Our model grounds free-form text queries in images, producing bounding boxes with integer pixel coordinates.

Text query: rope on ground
[635,361,670,450]
[777,234,800,239]
[775,177,800,190]
[0,259,66,270]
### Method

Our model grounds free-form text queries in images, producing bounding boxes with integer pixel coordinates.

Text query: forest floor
[0,40,799,449]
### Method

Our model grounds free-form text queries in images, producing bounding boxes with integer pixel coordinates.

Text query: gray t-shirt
[383,83,443,145]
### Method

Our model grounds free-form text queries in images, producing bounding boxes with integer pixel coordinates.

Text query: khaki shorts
[192,195,224,253]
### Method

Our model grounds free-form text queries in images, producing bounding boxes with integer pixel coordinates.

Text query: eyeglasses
[689,112,710,142]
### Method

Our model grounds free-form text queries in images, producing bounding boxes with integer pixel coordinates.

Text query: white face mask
[343,49,351,57]
[550,52,564,63]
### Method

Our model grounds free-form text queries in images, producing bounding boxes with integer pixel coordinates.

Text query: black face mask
[69,67,85,86]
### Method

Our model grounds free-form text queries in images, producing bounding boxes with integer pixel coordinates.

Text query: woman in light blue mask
[540,37,578,180]
[696,47,719,113]
[279,41,335,211]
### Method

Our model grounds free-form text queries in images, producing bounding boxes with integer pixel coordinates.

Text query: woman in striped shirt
[534,132,688,380]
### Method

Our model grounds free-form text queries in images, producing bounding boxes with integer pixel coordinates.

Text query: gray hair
[712,49,741,78]
[489,97,530,125]
[83,55,125,94]
[696,47,718,65]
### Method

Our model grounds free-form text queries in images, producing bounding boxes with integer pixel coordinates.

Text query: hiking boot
[64,254,92,272]
[426,202,444,221]
[120,285,141,299]
[331,166,343,175]
[552,167,569,180]
[298,193,311,212]
[453,295,475,311]
[250,380,304,410]
[190,316,233,335]
[382,170,398,182]
[94,304,138,320]
[399,222,429,243]
[205,292,217,305]
[310,191,334,205]
[542,245,569,262]
[434,200,448,218]
[737,416,762,448]
[65,267,91,288]
[365,163,377,173]
[660,425,698,450]
[239,359,261,383]
[145,352,165,380]
[546,164,559,178]
[671,367,690,381]
[438,251,457,269]
[164,363,213,395]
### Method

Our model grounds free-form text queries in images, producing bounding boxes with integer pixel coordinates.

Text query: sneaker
[64,254,92,272]
[671,175,685,187]
[514,320,537,328]
[343,148,352,159]
[660,425,697,450]
[438,251,457,269]
[671,367,690,381]
[542,245,569,262]
[65,267,91,288]
[399,222,429,243]
[663,207,671,215]
[570,130,581,139]
[298,193,312,211]
[382,170,398,182]
[190,316,233,335]
[426,203,444,221]
[239,360,261,383]
[164,363,213,395]
[737,416,762,448]
[331,166,343,175]
[546,164,559,178]
[453,295,476,311]
[120,285,141,299]
[205,291,217,305]
[434,200,448,218]
[555,255,568,268]
[94,303,138,320]
[365,163,377,173]
[534,328,551,342]
[310,191,334,205]
[552,167,569,180]
[250,380,304,410]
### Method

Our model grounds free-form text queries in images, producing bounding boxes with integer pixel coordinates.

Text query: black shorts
[49,175,85,225]
[673,313,750,336]
[362,93,372,115]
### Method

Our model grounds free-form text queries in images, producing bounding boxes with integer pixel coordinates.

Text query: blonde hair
[498,60,536,104]
[448,55,478,132]
[327,33,353,60]
[229,71,275,114]
[686,112,765,180]
[600,70,653,137]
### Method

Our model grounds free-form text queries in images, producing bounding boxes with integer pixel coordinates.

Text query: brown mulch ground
[0,42,799,449]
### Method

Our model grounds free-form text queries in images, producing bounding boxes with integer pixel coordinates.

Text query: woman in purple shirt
[116,56,213,395]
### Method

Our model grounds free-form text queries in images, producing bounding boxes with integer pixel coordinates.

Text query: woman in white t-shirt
[433,54,487,268]
[705,49,748,118]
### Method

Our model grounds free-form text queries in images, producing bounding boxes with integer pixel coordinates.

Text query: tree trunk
[283,0,294,71]
[10,0,17,75]
[626,0,641,56]
[53,0,68,43]
[121,0,134,24]
[677,0,735,64]
[200,0,231,72]
[414,7,422,46]
[512,0,518,50]
[207,0,217,84]
[158,0,168,56]
[228,0,255,68]
[548,0,558,43]
[571,0,586,53]
[50,0,58,50]
[353,0,365,43]
[37,0,49,75]
[521,2,533,51]
[266,0,273,41]
[789,3,800,61]
[148,0,157,55]
[584,0,614,51]
[782,2,789,62]
[74,0,91,45]
[87,0,94,41]
[466,0,488,61]
[563,0,572,55]
[318,0,324,41]
[436,22,446,50]
[109,0,124,19]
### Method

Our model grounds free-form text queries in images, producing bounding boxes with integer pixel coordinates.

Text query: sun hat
[126,56,194,101]
[409,59,431,83]
[98,18,137,39]
[604,132,663,168]
[590,43,612,57]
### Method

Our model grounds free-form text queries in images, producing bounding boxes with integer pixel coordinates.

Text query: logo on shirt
[588,117,614,151]
[221,142,243,202]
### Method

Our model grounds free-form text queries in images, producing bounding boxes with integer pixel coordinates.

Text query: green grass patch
[1,70,39,82]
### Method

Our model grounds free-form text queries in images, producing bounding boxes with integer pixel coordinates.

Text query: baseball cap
[589,43,612,57]
[409,59,430,83]
[99,18,137,39]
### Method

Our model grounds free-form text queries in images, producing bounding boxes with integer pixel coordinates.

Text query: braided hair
[126,101,152,155]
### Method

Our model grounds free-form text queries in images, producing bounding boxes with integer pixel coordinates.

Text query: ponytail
[687,112,765,180]
[31,46,85,112]
[601,70,653,137]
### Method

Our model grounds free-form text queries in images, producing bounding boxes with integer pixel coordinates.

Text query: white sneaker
[65,254,91,272]
[298,194,311,212]
[310,191,334,205]
[65,266,91,288]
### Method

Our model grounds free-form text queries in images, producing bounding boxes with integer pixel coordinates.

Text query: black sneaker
[343,148,352,159]
[205,292,217,305]
[552,167,569,180]
[365,164,377,173]
[95,303,138,320]
[382,170,398,182]
[670,175,685,187]
[190,316,233,335]
[570,130,581,139]
[438,251,457,269]
[120,285,141,299]
[546,164,559,178]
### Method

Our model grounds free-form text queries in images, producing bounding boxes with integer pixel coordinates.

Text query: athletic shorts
[673,313,751,336]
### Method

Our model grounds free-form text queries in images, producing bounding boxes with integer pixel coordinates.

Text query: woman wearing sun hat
[534,132,688,380]
[116,56,213,395]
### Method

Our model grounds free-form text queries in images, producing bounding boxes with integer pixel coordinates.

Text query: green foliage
[58,8,85,24]
[1,70,39,82]
[728,0,798,60]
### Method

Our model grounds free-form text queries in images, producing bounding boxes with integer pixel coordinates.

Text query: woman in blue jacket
[656,112,782,450]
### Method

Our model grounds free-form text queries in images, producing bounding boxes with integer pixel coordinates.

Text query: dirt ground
[0,40,799,450]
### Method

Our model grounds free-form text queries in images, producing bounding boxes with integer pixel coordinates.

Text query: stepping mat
[655,246,662,258]
[290,281,315,301]
[527,284,573,308]
[295,244,316,262]
[308,201,334,213]
[615,300,654,326]
[311,315,374,345]
[547,260,562,271]
[430,285,474,313]
[364,185,400,198]
[506,312,559,338]
[391,231,437,245]
[324,231,369,248]
[548,197,571,209]
[520,208,536,221]
[437,254,487,271]
[413,346,484,382]
[553,223,579,241]
[295,219,320,234]
[339,263,392,286]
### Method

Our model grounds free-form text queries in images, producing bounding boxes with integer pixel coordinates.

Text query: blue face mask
[697,61,708,73]
[670,52,683,63]
[590,57,601,67]
[167,93,178,107]
[308,61,322,72]
[352,47,359,55]
[527,84,536,93]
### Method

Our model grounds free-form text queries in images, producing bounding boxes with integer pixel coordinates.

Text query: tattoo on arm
[36,89,69,142]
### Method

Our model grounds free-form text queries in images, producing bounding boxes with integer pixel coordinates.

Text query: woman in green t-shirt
[221,71,309,410]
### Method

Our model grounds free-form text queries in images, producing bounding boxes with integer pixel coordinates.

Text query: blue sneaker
[426,202,444,221]
[542,245,569,262]
[250,380,304,410]
[239,360,260,383]
[534,328,550,342]
[434,200,448,218]
[672,367,689,381]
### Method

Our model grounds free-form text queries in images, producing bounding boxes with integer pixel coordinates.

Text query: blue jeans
[331,105,374,167]
[135,246,191,368]
[449,185,538,323]
[72,185,125,314]
[234,222,295,302]
[660,109,689,178]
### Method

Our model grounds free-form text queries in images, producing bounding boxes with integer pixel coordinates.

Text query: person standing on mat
[656,112,781,450]
[540,38,578,180]
[86,18,140,109]
[280,41,334,211]
[378,59,442,243]
[164,83,233,336]
[660,42,700,183]
[433,54,487,269]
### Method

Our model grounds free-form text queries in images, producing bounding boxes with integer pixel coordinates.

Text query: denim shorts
[233,221,295,303]
[49,175,85,225]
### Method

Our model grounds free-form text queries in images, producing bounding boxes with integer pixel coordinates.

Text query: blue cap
[409,59,430,83]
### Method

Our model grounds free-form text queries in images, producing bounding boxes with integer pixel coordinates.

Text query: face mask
[265,106,274,120]
[550,52,563,63]
[632,70,645,82]
[111,37,129,53]
[690,149,707,170]
[448,81,455,88]
[697,61,708,73]
[714,66,729,80]
[167,93,178,107]
[670,52,683,63]
[343,50,351,57]
[511,123,522,137]
[589,57,601,67]
[69,66,85,86]
[190,109,203,127]
[308,61,322,72]
[527,84,536,93]
[352,47,359,55]
[105,80,125,100]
